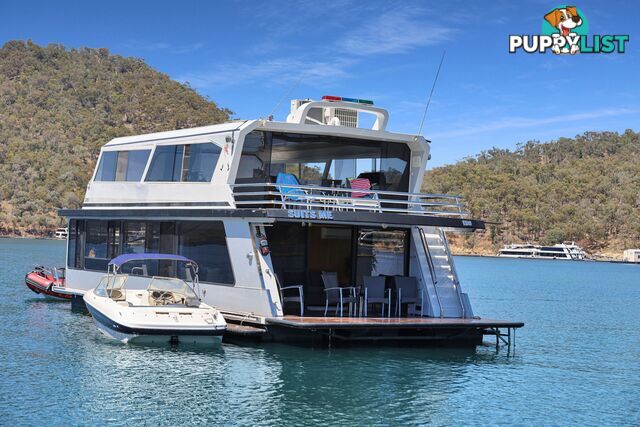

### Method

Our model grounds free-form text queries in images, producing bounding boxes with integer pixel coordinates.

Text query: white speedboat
[83,254,227,345]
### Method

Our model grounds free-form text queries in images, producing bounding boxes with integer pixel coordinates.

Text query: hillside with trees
[0,40,231,236]
[423,130,640,258]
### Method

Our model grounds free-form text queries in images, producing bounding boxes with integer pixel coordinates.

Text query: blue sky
[2,0,638,166]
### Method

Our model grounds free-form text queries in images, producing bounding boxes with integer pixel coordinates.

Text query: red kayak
[25,266,71,300]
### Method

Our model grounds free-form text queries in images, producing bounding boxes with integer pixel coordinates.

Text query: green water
[1,238,638,425]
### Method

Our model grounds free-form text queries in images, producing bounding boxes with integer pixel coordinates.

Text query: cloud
[177,58,353,89]
[429,108,638,139]
[342,7,454,56]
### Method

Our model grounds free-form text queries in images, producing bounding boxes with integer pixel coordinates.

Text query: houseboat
[623,249,640,263]
[56,96,522,345]
[497,242,586,260]
[54,227,68,239]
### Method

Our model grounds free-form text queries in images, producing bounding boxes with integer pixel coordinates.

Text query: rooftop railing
[231,183,468,218]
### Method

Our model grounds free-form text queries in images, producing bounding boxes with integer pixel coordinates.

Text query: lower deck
[226,315,524,346]
[267,316,524,329]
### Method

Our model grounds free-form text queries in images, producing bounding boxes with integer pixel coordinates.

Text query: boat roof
[109,253,195,267]
[103,121,248,148]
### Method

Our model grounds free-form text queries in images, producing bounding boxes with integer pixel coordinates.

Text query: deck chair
[278,274,304,317]
[276,172,307,207]
[395,276,419,317]
[321,272,357,317]
[338,178,380,212]
[363,276,391,317]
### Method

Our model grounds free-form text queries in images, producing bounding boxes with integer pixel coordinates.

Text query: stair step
[422,233,441,238]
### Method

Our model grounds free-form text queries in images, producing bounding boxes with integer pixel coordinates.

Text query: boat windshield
[147,277,198,300]
[94,274,128,297]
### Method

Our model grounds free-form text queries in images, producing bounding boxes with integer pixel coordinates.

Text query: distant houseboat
[623,249,640,263]
[54,227,68,239]
[498,242,586,260]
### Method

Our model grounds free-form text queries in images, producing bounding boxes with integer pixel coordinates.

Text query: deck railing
[231,183,468,217]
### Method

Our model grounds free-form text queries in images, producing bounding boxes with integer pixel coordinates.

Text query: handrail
[419,227,443,318]
[231,182,463,200]
[231,183,470,218]
[439,228,466,319]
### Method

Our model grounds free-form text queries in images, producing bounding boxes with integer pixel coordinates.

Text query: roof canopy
[109,253,195,267]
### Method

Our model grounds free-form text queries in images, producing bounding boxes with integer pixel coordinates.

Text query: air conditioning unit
[290,99,359,128]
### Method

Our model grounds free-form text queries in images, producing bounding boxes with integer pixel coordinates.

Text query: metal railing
[419,228,443,318]
[439,228,466,319]
[231,183,468,218]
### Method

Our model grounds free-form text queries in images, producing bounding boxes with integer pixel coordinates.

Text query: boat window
[356,228,408,285]
[146,143,220,182]
[94,150,151,182]
[235,131,270,182]
[178,221,234,284]
[67,219,82,269]
[235,131,411,191]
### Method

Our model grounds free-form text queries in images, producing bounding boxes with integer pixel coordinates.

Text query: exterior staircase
[413,226,473,318]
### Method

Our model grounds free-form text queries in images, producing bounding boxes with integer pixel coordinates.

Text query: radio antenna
[415,51,446,139]
[266,73,306,121]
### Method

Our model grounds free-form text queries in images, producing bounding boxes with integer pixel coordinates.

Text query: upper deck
[77,98,474,227]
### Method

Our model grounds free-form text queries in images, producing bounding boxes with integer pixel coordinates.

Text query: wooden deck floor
[267,316,524,330]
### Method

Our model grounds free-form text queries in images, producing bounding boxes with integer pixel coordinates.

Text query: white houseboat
[57,96,522,345]
[498,242,586,260]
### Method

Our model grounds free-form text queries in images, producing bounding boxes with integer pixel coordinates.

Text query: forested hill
[423,130,640,257]
[0,40,231,236]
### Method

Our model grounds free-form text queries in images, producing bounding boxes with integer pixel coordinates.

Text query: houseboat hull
[222,315,523,346]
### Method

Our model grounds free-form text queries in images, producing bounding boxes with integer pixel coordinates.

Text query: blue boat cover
[108,253,194,267]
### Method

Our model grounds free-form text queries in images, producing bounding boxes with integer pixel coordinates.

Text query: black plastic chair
[395,276,419,317]
[363,276,391,317]
[321,272,356,317]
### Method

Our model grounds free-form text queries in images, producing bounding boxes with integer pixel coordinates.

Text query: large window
[84,220,120,271]
[146,143,220,182]
[235,131,411,191]
[94,150,150,181]
[67,219,82,268]
[68,219,234,284]
[178,221,234,284]
[356,228,408,285]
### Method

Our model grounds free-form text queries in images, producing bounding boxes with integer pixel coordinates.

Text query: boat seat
[109,289,125,301]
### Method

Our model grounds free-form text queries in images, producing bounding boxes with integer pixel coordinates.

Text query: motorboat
[83,254,227,345]
[25,265,70,300]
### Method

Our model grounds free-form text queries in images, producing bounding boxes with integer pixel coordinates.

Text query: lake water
[1,238,638,426]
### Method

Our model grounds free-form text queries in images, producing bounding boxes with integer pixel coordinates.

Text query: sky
[1,0,639,167]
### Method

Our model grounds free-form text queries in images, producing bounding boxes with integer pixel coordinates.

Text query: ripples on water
[1,239,639,425]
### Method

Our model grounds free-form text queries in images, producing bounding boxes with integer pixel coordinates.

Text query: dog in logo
[544,6,583,54]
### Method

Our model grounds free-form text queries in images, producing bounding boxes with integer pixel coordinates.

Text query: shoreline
[452,252,638,264]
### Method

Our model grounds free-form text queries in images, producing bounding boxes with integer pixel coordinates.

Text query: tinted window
[178,221,234,284]
[146,143,219,182]
[235,131,411,191]
[146,145,183,181]
[125,150,151,181]
[236,132,270,182]
[94,150,150,182]
[95,152,118,181]
[68,220,78,268]
[84,221,108,270]
[182,143,220,182]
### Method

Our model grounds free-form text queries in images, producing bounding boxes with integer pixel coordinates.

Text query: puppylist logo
[509,5,629,54]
